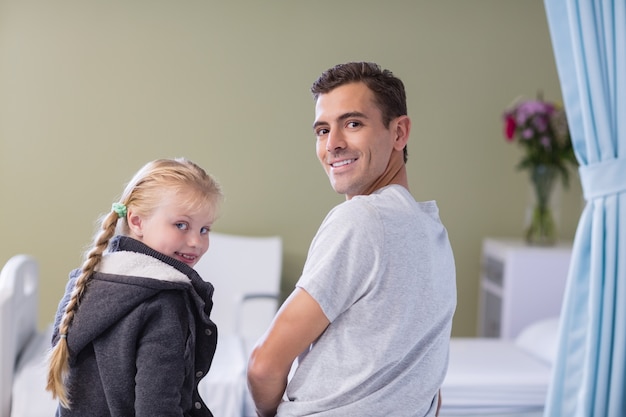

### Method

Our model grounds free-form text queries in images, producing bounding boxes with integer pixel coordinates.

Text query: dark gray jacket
[52,236,217,417]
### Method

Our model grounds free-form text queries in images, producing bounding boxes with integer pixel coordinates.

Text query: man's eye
[315,128,329,136]
[347,121,361,128]
[175,222,189,230]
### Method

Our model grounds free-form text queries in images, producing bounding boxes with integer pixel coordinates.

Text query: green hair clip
[112,202,127,219]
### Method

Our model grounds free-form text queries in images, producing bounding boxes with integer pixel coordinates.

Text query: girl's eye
[175,222,189,231]
[200,226,211,235]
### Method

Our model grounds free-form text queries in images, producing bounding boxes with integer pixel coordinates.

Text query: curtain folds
[543,1,626,416]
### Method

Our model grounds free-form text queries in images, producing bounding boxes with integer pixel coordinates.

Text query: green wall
[0,0,583,336]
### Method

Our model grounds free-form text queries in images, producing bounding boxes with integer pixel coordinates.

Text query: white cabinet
[477,237,572,339]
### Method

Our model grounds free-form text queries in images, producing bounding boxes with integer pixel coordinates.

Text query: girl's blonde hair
[46,158,222,408]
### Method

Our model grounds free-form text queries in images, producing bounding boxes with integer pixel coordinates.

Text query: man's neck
[359,149,408,197]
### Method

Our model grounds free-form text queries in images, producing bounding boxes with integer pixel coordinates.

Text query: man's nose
[326,130,346,152]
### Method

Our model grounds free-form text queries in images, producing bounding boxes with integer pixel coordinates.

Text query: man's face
[313,82,397,199]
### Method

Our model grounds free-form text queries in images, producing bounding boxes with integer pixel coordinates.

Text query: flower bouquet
[502,94,577,245]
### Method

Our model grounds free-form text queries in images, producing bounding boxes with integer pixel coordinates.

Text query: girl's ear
[127,210,143,238]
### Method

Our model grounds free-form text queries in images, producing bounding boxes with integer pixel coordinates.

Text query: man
[247,62,457,417]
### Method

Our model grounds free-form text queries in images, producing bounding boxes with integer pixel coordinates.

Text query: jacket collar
[96,251,190,284]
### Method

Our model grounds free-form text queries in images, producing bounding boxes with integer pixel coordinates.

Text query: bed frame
[0,254,40,417]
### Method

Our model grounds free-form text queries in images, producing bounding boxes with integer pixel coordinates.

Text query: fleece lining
[96,251,190,284]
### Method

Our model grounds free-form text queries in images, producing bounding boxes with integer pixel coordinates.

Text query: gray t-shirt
[279,185,457,417]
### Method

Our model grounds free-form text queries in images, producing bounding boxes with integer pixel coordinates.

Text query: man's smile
[330,158,357,168]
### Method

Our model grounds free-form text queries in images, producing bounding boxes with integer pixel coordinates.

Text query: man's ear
[127,210,143,238]
[393,115,411,151]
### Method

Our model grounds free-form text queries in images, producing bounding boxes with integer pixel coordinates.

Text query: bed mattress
[440,338,551,416]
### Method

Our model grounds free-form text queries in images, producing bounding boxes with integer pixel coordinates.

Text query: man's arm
[437,390,441,416]
[247,287,330,417]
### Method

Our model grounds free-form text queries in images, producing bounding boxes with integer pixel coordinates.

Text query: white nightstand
[477,237,572,339]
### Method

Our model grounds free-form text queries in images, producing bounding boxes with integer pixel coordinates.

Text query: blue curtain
[543,1,626,416]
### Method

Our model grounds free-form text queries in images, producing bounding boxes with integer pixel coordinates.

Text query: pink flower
[515,100,554,125]
[522,128,534,139]
[504,115,516,141]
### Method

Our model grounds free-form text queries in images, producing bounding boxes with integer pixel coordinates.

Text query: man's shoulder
[327,195,379,222]
[340,185,415,214]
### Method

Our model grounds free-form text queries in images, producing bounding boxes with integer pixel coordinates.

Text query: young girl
[46,158,223,417]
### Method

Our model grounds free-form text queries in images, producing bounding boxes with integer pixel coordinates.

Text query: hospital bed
[440,316,559,417]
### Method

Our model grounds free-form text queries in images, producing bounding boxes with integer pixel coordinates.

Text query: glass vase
[525,164,560,246]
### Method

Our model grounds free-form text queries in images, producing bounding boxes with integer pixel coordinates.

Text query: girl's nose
[188,233,202,248]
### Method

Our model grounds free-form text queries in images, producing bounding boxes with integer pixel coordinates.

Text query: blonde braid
[46,210,120,408]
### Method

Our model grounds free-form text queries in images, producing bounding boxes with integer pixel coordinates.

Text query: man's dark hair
[311,62,408,162]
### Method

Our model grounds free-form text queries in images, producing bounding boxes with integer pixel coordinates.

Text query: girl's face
[127,190,215,267]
